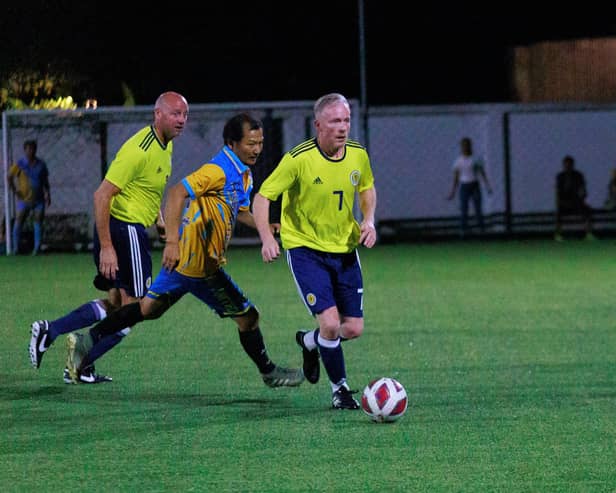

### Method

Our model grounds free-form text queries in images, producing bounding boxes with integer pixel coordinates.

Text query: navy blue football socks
[48,301,103,344]
[317,335,346,386]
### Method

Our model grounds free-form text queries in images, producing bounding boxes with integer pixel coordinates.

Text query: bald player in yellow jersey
[30,92,189,384]
[69,113,304,388]
[254,93,377,410]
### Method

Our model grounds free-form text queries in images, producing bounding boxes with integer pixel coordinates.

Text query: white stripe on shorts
[128,224,144,297]
[286,249,314,316]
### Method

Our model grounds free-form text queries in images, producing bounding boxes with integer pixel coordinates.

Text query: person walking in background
[29,91,189,383]
[253,93,377,410]
[8,140,51,255]
[446,137,492,237]
[555,155,595,241]
[47,113,303,388]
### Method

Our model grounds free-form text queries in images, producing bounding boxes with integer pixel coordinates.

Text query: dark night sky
[2,1,616,107]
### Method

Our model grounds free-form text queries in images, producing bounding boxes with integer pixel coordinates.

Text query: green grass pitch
[2,239,616,492]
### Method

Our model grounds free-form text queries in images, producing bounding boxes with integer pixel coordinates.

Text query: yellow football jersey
[259,139,374,253]
[105,126,172,227]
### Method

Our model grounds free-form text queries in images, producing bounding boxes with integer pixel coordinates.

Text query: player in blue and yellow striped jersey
[29,92,189,383]
[68,113,304,388]
[254,93,378,409]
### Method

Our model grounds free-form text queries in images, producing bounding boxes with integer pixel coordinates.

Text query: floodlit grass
[1,239,616,492]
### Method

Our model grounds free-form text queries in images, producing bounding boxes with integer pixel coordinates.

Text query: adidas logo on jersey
[313,177,323,184]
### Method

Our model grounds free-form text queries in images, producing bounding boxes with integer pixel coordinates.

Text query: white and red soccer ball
[361,377,408,423]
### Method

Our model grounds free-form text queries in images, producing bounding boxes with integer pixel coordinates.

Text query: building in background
[512,37,616,103]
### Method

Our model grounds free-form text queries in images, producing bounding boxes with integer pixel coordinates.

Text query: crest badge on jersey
[306,293,317,306]
[350,170,361,186]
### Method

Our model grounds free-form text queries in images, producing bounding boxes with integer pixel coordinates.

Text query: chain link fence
[368,102,616,239]
[1,101,362,253]
[3,100,616,253]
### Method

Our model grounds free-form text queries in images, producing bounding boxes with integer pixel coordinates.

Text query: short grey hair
[313,93,349,119]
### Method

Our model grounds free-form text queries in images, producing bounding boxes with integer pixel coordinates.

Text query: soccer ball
[361,377,408,423]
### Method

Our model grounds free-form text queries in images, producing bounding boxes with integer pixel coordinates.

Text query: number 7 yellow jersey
[258,138,374,253]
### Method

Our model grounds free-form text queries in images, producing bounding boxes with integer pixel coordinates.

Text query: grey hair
[313,93,349,119]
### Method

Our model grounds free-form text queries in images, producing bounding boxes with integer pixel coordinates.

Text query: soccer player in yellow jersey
[29,92,189,383]
[62,113,304,388]
[253,93,378,409]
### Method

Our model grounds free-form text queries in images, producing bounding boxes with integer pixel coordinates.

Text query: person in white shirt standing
[446,137,492,237]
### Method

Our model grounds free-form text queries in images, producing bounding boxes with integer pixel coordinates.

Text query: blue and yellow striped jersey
[176,146,252,278]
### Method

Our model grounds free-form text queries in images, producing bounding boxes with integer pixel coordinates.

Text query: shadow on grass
[3,384,318,452]
[3,382,313,419]
[0,384,64,400]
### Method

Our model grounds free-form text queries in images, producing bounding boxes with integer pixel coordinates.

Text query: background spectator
[554,155,594,241]
[8,140,51,255]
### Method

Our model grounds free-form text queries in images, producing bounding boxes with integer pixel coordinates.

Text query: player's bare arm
[156,209,166,242]
[161,182,187,272]
[93,179,121,279]
[237,210,256,229]
[238,210,279,235]
[253,193,280,262]
[359,187,377,248]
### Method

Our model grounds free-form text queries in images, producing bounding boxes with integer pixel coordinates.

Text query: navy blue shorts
[146,268,253,318]
[286,246,363,317]
[93,216,152,298]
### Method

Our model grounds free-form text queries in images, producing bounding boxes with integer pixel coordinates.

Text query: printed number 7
[333,190,343,210]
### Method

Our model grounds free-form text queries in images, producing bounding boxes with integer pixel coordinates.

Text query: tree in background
[1,68,77,111]
[1,68,138,112]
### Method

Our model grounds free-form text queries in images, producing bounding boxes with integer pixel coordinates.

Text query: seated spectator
[555,155,594,241]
